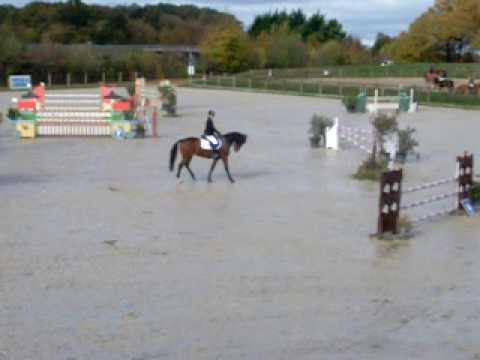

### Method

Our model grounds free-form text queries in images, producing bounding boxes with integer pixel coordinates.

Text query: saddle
[200,135,223,151]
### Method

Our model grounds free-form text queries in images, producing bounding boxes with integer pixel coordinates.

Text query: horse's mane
[224,132,247,146]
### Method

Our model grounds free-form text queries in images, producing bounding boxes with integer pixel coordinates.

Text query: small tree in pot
[309,114,333,148]
[136,122,146,138]
[397,127,419,162]
[7,108,20,120]
[342,95,357,113]
[354,113,398,181]
[162,88,177,116]
[371,113,398,160]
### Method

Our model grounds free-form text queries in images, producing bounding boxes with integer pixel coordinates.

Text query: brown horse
[169,132,247,183]
[424,68,454,90]
[455,82,480,95]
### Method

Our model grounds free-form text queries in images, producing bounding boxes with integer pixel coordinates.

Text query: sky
[1,0,435,45]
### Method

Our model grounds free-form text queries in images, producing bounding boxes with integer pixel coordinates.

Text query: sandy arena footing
[1,88,479,360]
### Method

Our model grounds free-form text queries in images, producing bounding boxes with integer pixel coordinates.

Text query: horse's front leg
[207,158,218,183]
[222,157,235,183]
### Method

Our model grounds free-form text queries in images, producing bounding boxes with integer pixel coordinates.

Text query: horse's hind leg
[176,161,185,178]
[185,159,196,181]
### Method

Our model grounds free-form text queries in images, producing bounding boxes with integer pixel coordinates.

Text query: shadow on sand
[0,174,48,187]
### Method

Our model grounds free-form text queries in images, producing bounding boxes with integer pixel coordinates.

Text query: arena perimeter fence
[188,76,480,108]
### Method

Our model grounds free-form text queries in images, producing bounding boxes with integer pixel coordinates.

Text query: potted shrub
[309,114,333,148]
[7,108,21,121]
[163,89,177,116]
[126,82,135,97]
[354,113,397,181]
[136,122,146,138]
[353,156,388,181]
[397,127,419,162]
[123,111,134,120]
[371,113,398,157]
[342,95,357,113]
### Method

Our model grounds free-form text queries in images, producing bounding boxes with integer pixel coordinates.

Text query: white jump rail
[402,170,460,223]
[38,112,110,118]
[401,190,459,211]
[410,206,459,224]
[367,88,417,114]
[327,117,396,157]
[45,93,99,98]
[36,91,112,137]
[403,177,457,194]
[327,117,375,154]
[37,123,111,136]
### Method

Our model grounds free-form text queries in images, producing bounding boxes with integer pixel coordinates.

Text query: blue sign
[8,75,32,90]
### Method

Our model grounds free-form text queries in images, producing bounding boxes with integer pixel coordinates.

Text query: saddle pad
[200,136,223,150]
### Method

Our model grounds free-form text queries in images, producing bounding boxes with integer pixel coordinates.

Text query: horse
[424,68,454,91]
[169,132,247,183]
[455,81,480,95]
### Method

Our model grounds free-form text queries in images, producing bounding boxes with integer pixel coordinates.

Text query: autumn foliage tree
[391,0,480,62]
[200,25,256,73]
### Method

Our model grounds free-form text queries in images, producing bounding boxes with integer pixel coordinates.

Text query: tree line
[203,1,480,74]
[0,0,237,44]
[0,0,478,83]
[201,10,375,73]
[0,0,237,81]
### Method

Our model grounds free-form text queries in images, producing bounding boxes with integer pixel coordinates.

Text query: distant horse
[455,81,480,95]
[425,68,455,91]
[169,132,247,183]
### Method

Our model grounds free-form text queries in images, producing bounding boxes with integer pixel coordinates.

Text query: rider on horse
[202,110,222,158]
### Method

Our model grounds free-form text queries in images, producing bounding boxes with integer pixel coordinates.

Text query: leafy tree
[256,25,308,68]
[201,25,254,73]
[0,1,237,46]
[248,11,288,37]
[391,0,480,62]
[288,9,306,31]
[59,0,93,28]
[301,13,325,41]
[313,40,348,66]
[372,33,393,55]
[249,10,345,44]
[0,27,24,75]
[127,20,158,44]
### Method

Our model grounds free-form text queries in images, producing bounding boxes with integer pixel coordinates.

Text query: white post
[408,88,417,113]
[325,117,339,150]
[384,132,399,169]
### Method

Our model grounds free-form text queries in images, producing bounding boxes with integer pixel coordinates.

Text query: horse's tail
[169,141,179,171]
